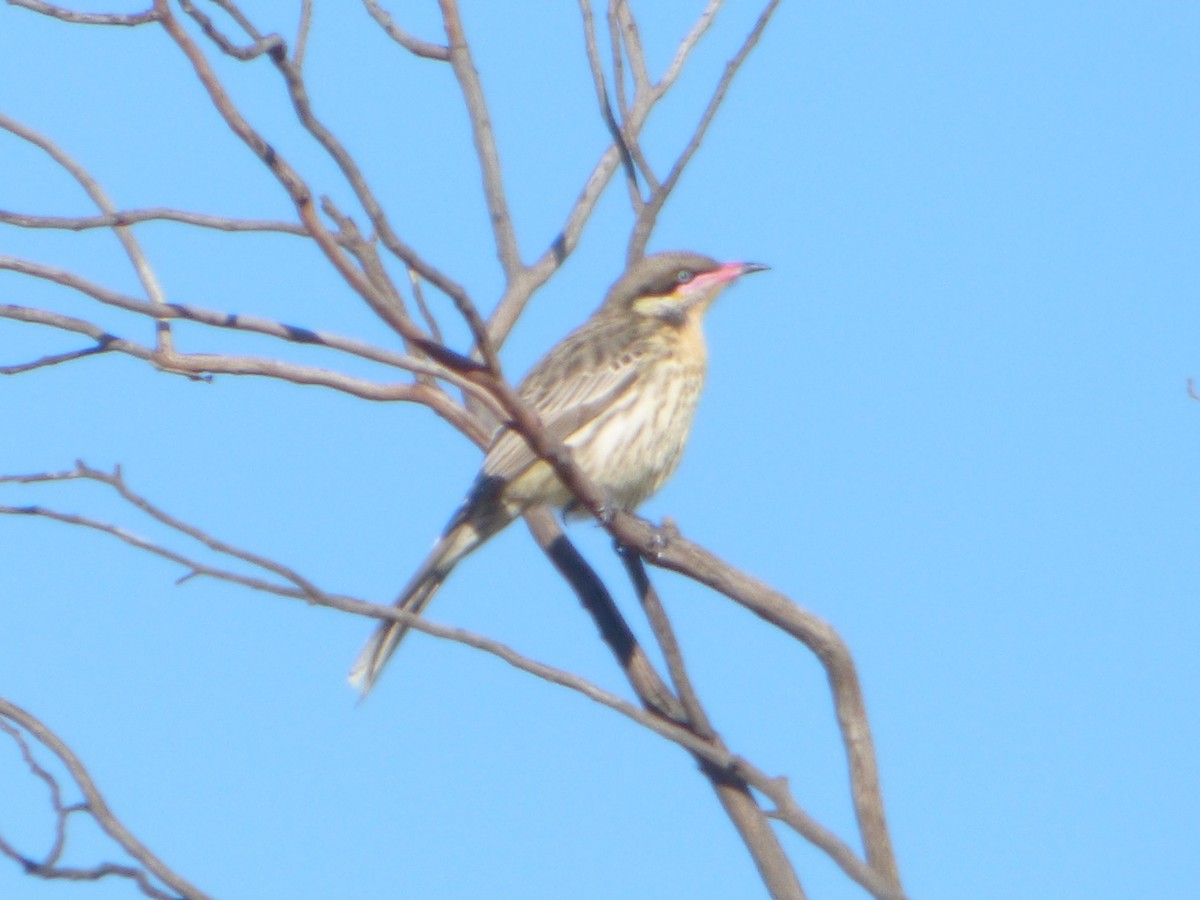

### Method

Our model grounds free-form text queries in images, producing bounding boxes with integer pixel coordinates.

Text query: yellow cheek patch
[632,294,687,319]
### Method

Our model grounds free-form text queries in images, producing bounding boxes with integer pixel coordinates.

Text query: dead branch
[0,111,172,349]
[0,208,308,235]
[0,464,900,898]
[1,5,904,897]
[361,0,450,61]
[5,1,157,27]
[0,697,210,899]
[627,0,781,261]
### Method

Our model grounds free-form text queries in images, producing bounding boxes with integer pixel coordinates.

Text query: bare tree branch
[627,0,780,261]
[177,1,276,60]
[617,516,903,893]
[7,0,158,27]
[0,207,309,236]
[606,1,629,117]
[0,465,901,899]
[0,341,111,375]
[618,548,806,900]
[660,0,722,90]
[0,111,173,349]
[1,6,904,897]
[294,0,313,67]
[579,0,645,209]
[619,549,710,731]
[0,301,488,437]
[0,698,211,899]
[0,259,460,384]
[361,0,450,61]
[487,1,750,345]
[437,0,522,282]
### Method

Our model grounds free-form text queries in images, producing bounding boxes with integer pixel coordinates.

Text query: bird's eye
[676,270,694,284]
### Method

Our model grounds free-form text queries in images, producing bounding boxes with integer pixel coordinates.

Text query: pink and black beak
[686,260,771,293]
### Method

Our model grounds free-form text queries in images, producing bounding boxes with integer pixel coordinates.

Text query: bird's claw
[647,517,679,559]
[594,494,618,526]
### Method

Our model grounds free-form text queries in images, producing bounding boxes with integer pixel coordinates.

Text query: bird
[350,251,769,695]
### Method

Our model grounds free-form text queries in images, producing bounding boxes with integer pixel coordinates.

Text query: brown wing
[480,315,661,484]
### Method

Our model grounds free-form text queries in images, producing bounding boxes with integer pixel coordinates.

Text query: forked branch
[0,697,210,900]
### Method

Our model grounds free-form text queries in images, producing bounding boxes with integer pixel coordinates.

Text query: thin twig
[0,259,478,393]
[0,111,173,349]
[0,208,308,236]
[618,549,711,733]
[0,469,895,898]
[361,0,449,60]
[294,0,313,67]
[524,509,687,723]
[0,698,212,899]
[0,302,494,439]
[437,0,522,282]
[628,0,779,261]
[606,1,628,117]
[660,0,722,91]
[178,0,278,60]
[616,549,805,900]
[7,0,158,26]
[487,2,740,345]
[249,30,500,371]
[578,0,644,209]
[614,1,650,94]
[0,343,109,375]
[408,268,443,346]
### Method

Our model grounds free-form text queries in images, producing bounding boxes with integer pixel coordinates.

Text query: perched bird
[350,251,769,694]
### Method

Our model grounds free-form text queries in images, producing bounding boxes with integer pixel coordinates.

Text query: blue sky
[2,2,1198,898]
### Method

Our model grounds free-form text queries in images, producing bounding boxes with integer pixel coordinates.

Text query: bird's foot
[647,517,679,559]
[594,494,619,526]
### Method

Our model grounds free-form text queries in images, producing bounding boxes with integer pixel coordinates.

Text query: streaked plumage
[350,251,768,695]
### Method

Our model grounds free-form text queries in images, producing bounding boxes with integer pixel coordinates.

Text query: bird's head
[603,251,770,324]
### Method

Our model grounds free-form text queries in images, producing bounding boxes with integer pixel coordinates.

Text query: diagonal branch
[487,1,760,346]
[0,697,212,899]
[150,1,450,369]
[618,517,903,894]
[0,465,898,899]
[627,0,780,261]
[0,111,172,349]
[361,0,450,61]
[617,548,805,900]
[0,342,110,375]
[422,355,903,896]
[437,0,522,281]
[579,0,645,209]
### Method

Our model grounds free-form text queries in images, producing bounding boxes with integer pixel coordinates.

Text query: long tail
[349,499,510,696]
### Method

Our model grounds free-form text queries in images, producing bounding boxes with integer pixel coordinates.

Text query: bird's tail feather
[349,511,500,697]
